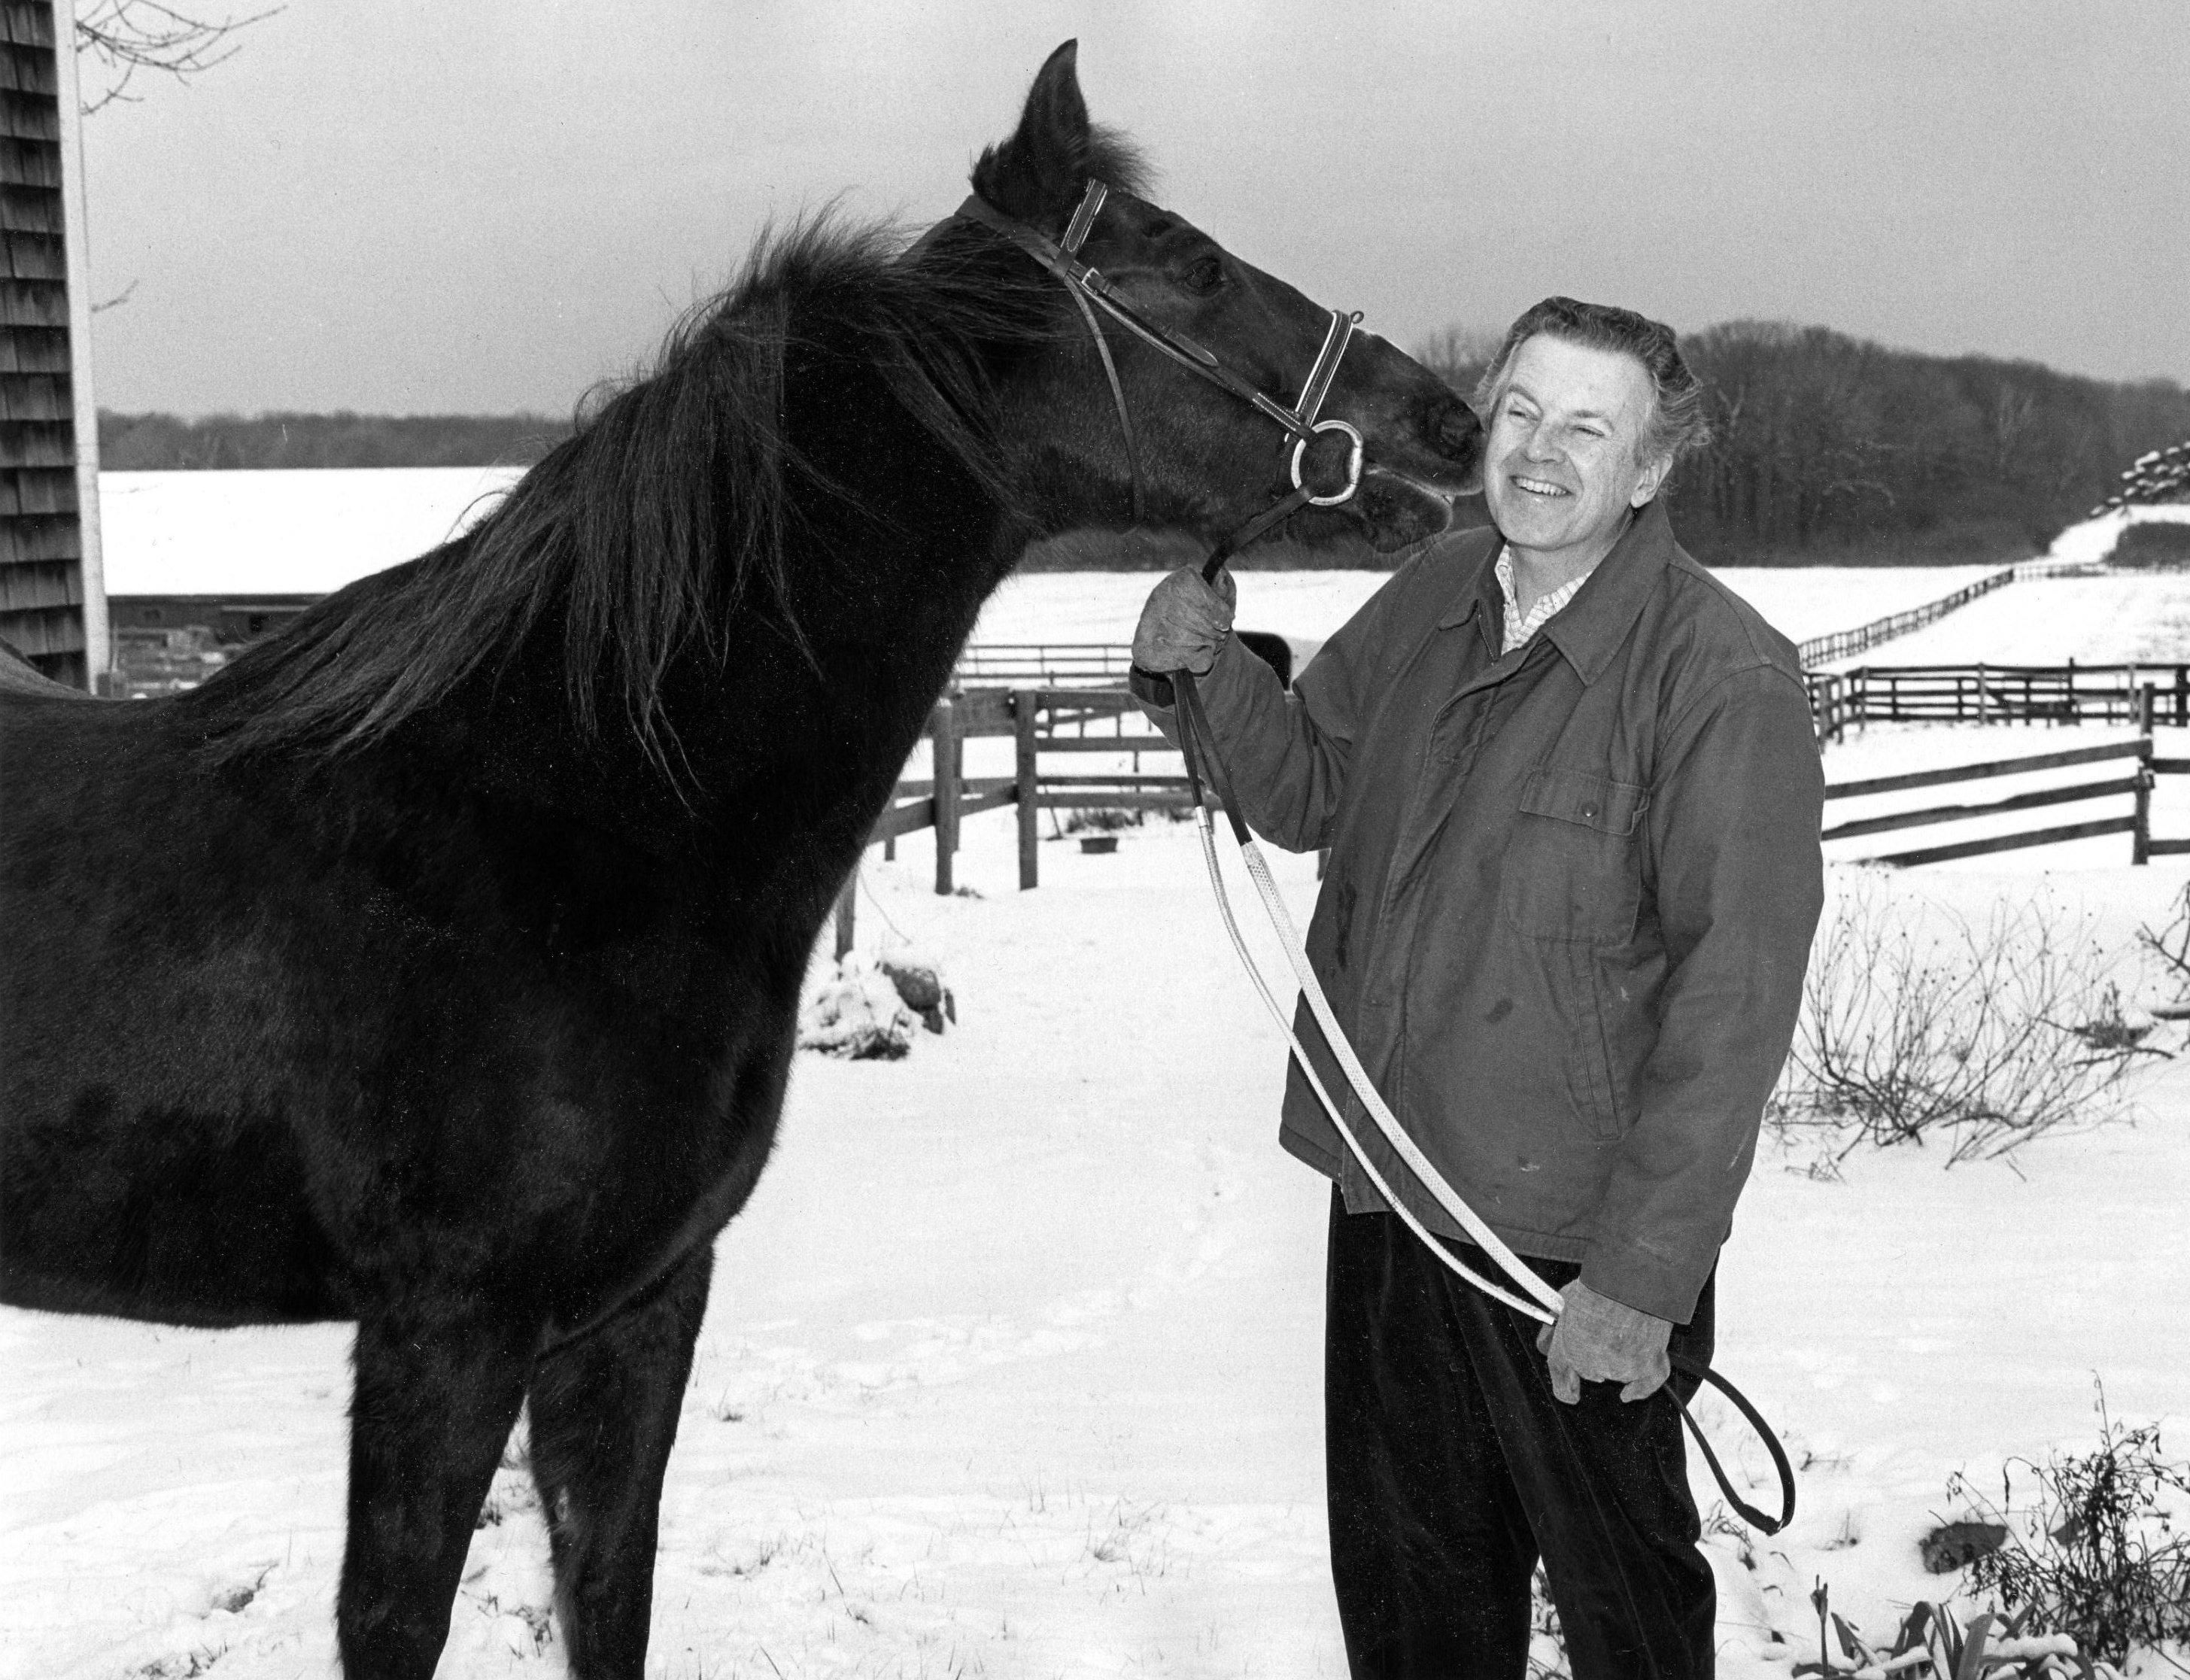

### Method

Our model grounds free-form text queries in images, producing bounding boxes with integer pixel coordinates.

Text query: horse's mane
[192,211,1067,769]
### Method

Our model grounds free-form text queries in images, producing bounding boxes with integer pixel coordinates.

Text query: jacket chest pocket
[1499,767,1648,944]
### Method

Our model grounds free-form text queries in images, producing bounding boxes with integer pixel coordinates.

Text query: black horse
[1,43,1481,1679]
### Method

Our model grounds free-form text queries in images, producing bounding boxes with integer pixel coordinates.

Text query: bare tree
[73,0,281,115]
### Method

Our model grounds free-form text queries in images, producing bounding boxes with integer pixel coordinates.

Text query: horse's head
[964,41,1481,554]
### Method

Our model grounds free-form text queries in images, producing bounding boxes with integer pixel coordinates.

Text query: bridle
[953,178,1367,563]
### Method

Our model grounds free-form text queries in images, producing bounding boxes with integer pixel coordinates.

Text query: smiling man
[1131,298,1825,1678]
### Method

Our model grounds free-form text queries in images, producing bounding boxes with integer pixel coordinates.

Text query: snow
[7,785,2190,1676]
[96,469,2000,645]
[967,565,2007,655]
[98,469,524,597]
[2040,503,2190,569]
[1826,573,2190,668]
[17,485,2190,1673]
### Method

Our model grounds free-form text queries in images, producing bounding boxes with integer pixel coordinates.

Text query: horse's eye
[1180,256,1225,296]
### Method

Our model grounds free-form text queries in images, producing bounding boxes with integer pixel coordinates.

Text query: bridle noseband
[954,179,1367,567]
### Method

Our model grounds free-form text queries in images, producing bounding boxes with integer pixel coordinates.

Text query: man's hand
[1132,565,1237,676]
[1535,1280,1672,1404]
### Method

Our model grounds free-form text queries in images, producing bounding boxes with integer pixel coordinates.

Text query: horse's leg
[339,1298,536,1678]
[526,1244,714,1679]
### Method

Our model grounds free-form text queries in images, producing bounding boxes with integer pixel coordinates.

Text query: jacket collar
[1435,497,1678,686]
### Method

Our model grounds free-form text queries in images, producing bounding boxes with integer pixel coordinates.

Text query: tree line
[1420,323,2190,566]
[101,323,2190,568]
[99,412,573,471]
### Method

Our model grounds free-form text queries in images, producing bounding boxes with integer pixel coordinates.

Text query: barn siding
[0,0,98,689]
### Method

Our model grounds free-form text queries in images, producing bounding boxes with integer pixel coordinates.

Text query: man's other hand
[1132,565,1237,676]
[1535,1280,1672,1404]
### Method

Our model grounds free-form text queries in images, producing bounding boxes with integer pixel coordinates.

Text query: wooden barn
[0,0,101,690]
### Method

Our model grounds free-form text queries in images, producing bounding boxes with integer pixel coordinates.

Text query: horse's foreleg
[526,1244,714,1679]
[339,1299,536,1678]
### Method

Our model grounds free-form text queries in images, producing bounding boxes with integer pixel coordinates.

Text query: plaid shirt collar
[1494,545,1590,655]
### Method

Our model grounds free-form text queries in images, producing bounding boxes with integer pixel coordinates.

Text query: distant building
[106,593,320,697]
[0,2,102,689]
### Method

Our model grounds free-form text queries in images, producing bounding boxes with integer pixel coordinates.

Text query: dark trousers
[1325,1193,1718,1679]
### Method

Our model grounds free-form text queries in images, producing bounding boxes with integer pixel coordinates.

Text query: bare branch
[73,1,282,116]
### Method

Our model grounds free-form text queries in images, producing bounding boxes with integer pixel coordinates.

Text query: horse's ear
[971,40,1095,232]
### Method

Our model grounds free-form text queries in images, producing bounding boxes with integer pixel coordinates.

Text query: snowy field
[99,469,526,597]
[98,469,1998,649]
[14,482,2188,1675]
[5,812,2188,1678]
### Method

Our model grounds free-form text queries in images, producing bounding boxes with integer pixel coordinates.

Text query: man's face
[1481,335,1669,563]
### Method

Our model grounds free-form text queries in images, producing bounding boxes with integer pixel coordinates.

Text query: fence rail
[831,675,2190,949]
[1794,566,2019,667]
[831,686,1186,952]
[952,642,1134,686]
[1820,689,2170,867]
[1808,661,2190,740]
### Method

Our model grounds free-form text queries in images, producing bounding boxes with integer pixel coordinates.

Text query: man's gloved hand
[1535,1279,1672,1405]
[1131,564,1237,676]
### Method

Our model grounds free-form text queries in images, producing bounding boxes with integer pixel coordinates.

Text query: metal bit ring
[1291,418,1365,506]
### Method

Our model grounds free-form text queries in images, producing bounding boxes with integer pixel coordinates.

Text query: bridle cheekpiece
[954,178,1368,567]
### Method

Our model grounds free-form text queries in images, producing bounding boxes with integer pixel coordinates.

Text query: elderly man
[1131,298,1824,1678]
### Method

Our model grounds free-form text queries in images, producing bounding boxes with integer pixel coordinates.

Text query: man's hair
[1470,296,1712,469]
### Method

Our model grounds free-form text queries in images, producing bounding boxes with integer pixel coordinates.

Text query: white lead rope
[1168,670,1799,1537]
[1188,804,1565,1323]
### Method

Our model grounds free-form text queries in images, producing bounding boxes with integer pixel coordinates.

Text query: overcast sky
[80,0,2189,418]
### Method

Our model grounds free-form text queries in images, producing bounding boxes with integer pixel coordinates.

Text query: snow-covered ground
[99,469,526,597]
[18,485,2188,1675]
[1827,570,2190,668]
[6,782,2189,1678]
[967,564,2007,655]
[95,468,1997,647]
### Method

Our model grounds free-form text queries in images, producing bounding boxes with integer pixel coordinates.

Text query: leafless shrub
[1772,881,2155,1164]
[2137,883,2190,1021]
[1945,1383,2190,1668]
[1061,806,1139,835]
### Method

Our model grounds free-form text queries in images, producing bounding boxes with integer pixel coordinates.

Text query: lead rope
[1169,665,1797,1536]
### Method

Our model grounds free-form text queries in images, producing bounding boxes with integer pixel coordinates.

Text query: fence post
[834,867,857,958]
[1016,687,1040,891]
[2135,683,2155,865]
[1977,661,1988,725]
[932,697,959,895]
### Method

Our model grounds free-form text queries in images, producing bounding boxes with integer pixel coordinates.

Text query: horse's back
[0,636,97,700]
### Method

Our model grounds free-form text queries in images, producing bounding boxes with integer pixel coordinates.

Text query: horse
[0,41,1482,1679]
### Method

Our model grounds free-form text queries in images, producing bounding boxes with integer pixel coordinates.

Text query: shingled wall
[0,0,99,689]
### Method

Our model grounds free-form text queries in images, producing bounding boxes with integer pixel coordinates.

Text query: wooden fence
[832,686,1187,952]
[1794,566,2019,667]
[1808,661,2190,740]
[832,680,2190,950]
[1821,686,2190,867]
[952,642,1134,687]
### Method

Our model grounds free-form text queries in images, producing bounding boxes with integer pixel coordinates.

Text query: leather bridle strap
[952,180,1366,541]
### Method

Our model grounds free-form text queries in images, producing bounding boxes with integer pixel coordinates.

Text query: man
[1131,298,1824,1678]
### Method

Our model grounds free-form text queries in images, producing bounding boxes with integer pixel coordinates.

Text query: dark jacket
[1139,500,1824,1323]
